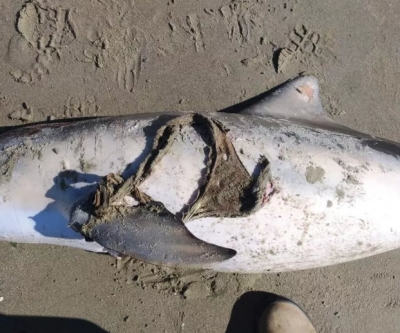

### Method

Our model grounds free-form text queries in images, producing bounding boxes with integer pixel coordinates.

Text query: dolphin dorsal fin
[240,76,332,122]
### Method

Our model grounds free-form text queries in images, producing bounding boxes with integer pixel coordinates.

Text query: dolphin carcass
[1,76,399,273]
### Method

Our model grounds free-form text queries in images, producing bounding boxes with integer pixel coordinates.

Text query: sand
[1,0,400,332]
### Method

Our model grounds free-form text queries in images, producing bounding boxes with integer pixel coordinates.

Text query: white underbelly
[186,196,400,273]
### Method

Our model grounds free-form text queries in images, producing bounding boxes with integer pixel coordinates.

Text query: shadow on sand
[0,314,108,333]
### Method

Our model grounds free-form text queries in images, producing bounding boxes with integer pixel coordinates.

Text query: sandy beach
[1,0,400,332]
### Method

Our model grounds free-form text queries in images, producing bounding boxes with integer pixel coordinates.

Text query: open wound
[73,114,273,265]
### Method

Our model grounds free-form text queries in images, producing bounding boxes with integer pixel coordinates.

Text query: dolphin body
[1,76,400,273]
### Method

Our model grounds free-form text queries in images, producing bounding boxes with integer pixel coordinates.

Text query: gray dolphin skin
[1,75,400,272]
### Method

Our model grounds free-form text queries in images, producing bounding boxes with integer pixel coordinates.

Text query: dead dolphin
[1,75,400,273]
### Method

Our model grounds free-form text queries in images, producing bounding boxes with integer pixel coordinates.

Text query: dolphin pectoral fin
[239,75,333,123]
[79,201,236,266]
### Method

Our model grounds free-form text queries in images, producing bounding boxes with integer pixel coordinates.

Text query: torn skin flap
[183,114,272,221]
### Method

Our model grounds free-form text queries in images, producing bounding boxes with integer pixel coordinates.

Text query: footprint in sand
[5,1,77,85]
[63,95,100,118]
[275,24,336,73]
[83,23,146,93]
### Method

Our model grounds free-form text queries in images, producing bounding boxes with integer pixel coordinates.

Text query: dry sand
[1,0,400,332]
